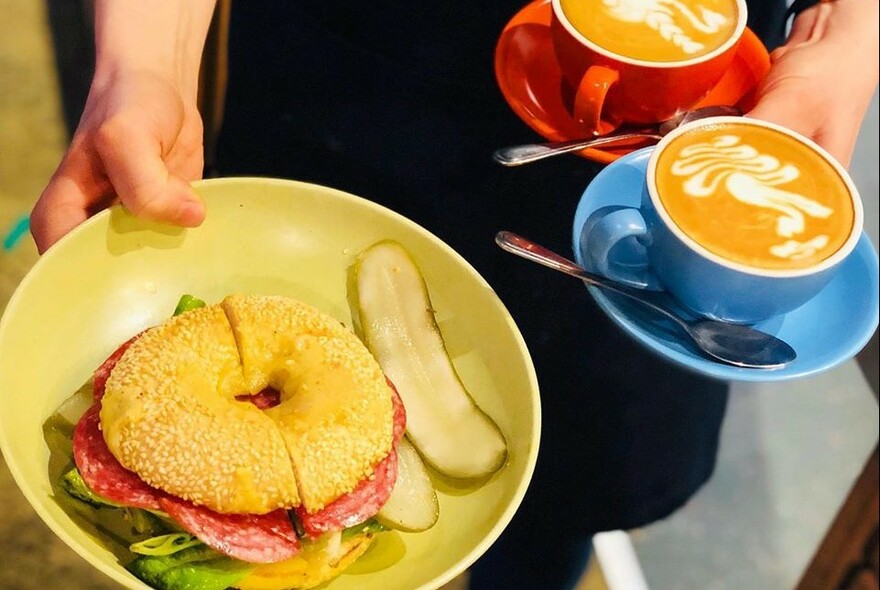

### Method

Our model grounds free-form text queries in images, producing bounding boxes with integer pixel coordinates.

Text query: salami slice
[296,382,406,537]
[296,447,398,538]
[72,404,162,510]
[93,333,142,400]
[158,496,300,563]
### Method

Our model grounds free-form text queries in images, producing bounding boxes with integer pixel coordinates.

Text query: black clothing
[215,1,786,587]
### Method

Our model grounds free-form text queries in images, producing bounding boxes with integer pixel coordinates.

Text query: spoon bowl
[495,231,796,369]
[493,105,742,166]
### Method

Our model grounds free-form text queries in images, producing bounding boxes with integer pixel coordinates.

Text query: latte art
[671,135,834,261]
[654,122,855,271]
[560,0,739,61]
[603,0,729,55]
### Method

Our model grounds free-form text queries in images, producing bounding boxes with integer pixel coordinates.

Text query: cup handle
[572,65,619,136]
[580,205,664,290]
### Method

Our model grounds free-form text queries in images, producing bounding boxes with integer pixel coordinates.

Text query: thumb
[30,173,93,254]
[95,118,206,227]
[746,80,820,141]
[746,93,805,133]
[747,93,856,168]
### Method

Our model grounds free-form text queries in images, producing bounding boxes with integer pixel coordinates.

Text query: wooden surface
[796,447,880,590]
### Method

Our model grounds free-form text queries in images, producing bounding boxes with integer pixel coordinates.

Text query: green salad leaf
[173,294,207,316]
[127,545,254,590]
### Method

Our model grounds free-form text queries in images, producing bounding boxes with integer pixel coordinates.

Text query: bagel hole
[235,387,281,409]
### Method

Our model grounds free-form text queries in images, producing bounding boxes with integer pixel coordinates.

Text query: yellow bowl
[0,178,540,590]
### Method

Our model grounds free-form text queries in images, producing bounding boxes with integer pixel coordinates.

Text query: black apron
[215,0,785,585]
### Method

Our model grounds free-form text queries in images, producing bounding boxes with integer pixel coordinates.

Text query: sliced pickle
[376,437,439,532]
[349,240,508,480]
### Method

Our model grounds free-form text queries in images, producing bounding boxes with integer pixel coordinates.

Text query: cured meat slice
[92,334,141,400]
[296,446,399,538]
[72,404,162,510]
[296,382,406,537]
[158,496,301,564]
[235,387,281,409]
[74,402,299,563]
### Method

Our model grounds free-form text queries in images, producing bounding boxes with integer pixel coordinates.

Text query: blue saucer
[572,148,880,382]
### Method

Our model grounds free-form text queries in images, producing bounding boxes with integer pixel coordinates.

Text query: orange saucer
[495,0,771,164]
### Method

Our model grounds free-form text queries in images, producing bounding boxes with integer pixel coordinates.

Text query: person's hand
[29,0,216,253]
[30,69,207,253]
[747,0,879,167]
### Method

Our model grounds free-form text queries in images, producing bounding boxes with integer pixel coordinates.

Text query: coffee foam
[560,0,741,62]
[652,120,859,272]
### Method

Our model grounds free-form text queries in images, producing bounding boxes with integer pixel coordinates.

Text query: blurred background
[0,1,877,589]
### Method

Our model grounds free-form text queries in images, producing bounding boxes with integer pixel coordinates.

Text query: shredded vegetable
[130,533,202,556]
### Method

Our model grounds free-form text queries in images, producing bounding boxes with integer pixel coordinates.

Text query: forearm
[93,0,217,102]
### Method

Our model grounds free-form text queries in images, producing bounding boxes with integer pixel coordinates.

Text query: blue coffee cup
[579,117,864,324]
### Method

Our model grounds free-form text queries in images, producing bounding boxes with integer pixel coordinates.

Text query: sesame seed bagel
[222,294,394,512]
[100,295,395,515]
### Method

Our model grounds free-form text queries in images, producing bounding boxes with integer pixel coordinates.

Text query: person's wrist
[91,57,197,103]
[92,0,215,101]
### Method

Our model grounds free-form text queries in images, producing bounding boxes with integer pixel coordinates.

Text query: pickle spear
[349,240,508,480]
[376,437,439,532]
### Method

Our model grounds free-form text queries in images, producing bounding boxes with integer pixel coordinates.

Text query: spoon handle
[493,132,662,167]
[494,231,687,329]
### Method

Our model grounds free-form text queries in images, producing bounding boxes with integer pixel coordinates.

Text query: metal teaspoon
[495,231,796,369]
[493,105,742,166]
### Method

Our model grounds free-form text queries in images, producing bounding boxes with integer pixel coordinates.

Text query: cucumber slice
[54,381,93,426]
[349,240,508,480]
[376,437,439,532]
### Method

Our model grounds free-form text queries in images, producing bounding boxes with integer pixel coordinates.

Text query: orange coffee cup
[550,0,748,135]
